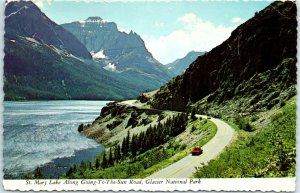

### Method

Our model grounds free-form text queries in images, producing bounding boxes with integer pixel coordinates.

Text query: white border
[1,0,299,192]
[2,178,296,191]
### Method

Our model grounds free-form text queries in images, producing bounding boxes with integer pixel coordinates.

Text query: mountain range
[62,17,173,85]
[62,0,297,180]
[165,51,204,75]
[4,1,174,100]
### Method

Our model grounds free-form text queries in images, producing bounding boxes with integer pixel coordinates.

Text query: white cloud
[32,0,53,8]
[231,17,245,24]
[143,13,235,64]
[177,13,199,29]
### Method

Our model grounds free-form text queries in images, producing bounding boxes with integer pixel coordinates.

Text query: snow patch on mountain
[92,50,106,59]
[6,7,23,18]
[78,17,111,28]
[103,63,117,72]
[25,37,40,44]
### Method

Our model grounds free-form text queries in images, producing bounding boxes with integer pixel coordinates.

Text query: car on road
[191,147,203,156]
[207,116,211,119]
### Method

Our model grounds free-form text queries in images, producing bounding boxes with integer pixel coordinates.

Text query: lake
[3,100,109,179]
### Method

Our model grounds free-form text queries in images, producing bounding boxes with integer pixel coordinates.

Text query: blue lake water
[3,100,109,178]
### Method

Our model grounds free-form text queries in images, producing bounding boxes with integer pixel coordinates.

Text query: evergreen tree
[72,164,78,173]
[80,161,85,169]
[108,148,114,166]
[126,130,131,152]
[101,153,107,168]
[34,166,43,179]
[66,166,73,177]
[114,145,121,163]
[121,138,127,159]
[131,134,137,157]
[95,157,101,169]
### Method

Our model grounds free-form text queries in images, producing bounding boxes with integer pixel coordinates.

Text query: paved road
[147,115,235,178]
[120,100,144,108]
[119,100,235,178]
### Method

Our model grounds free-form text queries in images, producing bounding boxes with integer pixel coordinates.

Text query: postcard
[2,0,296,191]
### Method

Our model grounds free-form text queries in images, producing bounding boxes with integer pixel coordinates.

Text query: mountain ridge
[148,1,296,113]
[4,1,155,100]
[5,1,92,59]
[165,51,205,75]
[62,17,173,84]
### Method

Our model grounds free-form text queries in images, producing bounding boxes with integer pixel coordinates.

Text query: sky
[33,0,271,64]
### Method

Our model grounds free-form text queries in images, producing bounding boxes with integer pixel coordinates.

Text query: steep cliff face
[150,1,296,112]
[62,17,173,83]
[62,17,144,61]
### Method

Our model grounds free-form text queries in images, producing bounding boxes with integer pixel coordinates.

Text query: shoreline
[40,146,105,179]
[4,146,104,179]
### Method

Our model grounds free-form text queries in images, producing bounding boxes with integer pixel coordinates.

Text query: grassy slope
[194,96,296,178]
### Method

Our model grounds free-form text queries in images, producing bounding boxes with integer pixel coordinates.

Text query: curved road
[147,115,235,178]
[120,100,235,178]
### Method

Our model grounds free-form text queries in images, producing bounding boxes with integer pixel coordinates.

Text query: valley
[58,1,296,179]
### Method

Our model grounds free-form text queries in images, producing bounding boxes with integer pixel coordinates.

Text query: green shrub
[194,96,296,178]
[234,115,253,132]
[191,126,197,133]
[280,100,286,107]
[180,144,187,150]
[173,142,181,150]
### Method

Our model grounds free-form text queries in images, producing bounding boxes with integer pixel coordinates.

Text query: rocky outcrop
[80,102,177,145]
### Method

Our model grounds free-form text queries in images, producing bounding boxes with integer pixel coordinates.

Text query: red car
[191,147,203,156]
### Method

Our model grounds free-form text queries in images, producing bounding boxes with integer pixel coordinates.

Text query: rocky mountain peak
[5,0,92,59]
[5,0,40,17]
[62,16,173,86]
[85,16,103,22]
[68,16,118,31]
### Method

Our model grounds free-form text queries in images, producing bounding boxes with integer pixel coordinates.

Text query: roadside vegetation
[63,113,188,178]
[194,96,296,177]
[133,118,217,178]
[60,115,216,179]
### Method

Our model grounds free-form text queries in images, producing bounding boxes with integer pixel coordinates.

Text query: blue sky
[33,0,271,64]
